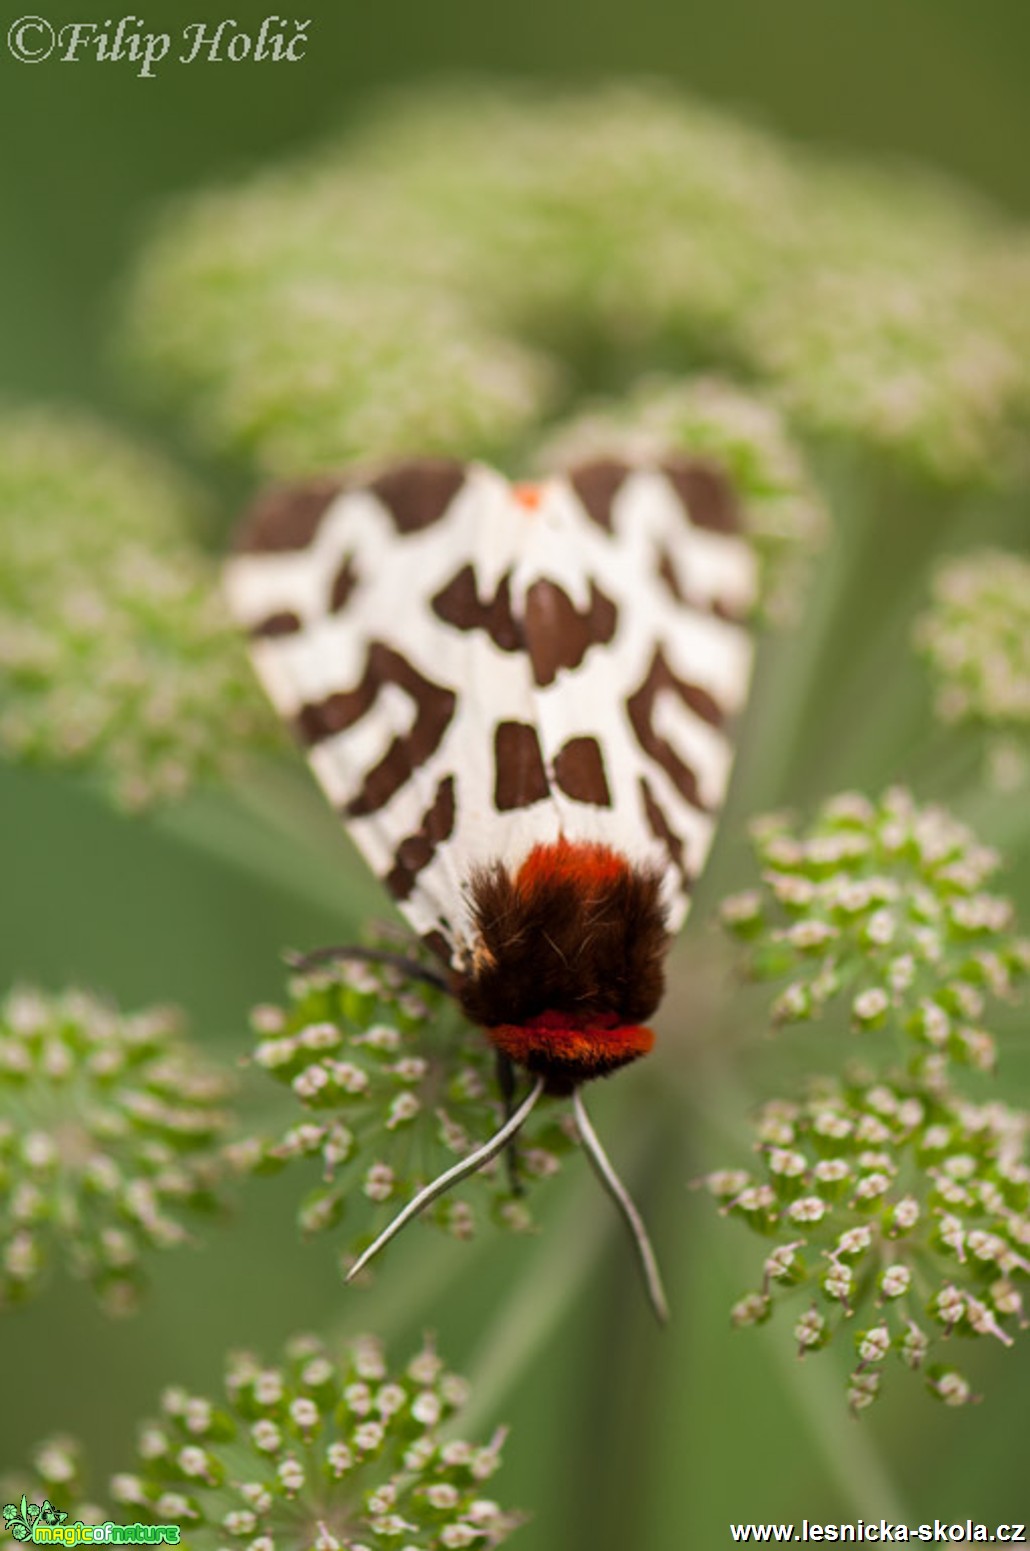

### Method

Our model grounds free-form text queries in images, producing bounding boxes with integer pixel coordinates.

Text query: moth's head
[487,1010,655,1094]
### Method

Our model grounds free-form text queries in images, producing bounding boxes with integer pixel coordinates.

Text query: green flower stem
[736,472,869,812]
[757,458,977,807]
[335,1228,495,1346]
[452,1166,620,1440]
[954,784,1030,854]
[318,1156,612,1439]
[806,521,1016,802]
[802,618,950,801]
[893,724,985,803]
[155,778,381,926]
[775,469,940,800]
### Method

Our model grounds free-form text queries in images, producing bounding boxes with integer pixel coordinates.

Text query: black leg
[495,1049,525,1197]
[283,944,452,995]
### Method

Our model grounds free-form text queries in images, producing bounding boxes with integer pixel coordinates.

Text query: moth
[225,455,756,1321]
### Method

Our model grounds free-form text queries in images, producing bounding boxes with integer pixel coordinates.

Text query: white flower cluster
[123,83,1030,484]
[715,787,1029,1407]
[711,1079,1029,1410]
[0,409,277,808]
[916,548,1030,790]
[235,956,570,1267]
[721,787,1029,1073]
[0,986,231,1314]
[10,1335,519,1550]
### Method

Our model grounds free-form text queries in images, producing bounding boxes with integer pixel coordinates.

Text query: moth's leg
[496,1049,525,1197]
[283,944,452,995]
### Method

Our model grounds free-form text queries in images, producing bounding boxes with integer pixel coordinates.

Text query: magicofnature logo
[2,1501,180,1545]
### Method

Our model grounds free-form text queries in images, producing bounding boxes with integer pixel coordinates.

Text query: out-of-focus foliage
[0,409,277,809]
[124,84,1030,484]
[916,549,1030,792]
[0,986,231,1314]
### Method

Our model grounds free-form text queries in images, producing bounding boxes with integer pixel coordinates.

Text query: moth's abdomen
[456,838,668,1089]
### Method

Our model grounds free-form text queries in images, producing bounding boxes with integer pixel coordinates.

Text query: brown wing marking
[234,474,345,554]
[640,775,693,892]
[328,555,359,612]
[656,545,748,625]
[250,610,303,638]
[661,457,742,535]
[494,721,550,811]
[567,458,633,532]
[523,580,617,688]
[431,565,523,651]
[657,548,686,605]
[421,928,453,966]
[295,643,457,818]
[384,775,457,902]
[369,458,468,534]
[552,736,612,807]
[626,649,722,813]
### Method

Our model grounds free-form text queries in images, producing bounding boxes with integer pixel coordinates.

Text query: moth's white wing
[225,456,755,965]
[517,465,754,930]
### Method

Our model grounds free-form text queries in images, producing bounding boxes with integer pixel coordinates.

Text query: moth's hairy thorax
[455,839,669,1091]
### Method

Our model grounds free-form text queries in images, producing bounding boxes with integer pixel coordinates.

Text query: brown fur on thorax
[455,852,669,1034]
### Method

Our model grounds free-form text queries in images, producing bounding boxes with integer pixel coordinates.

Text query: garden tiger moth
[225,454,756,1320]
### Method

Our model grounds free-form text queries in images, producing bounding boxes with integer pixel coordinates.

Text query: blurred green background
[2,1,1029,1545]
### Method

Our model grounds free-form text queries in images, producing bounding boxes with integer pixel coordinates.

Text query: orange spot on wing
[512,482,544,511]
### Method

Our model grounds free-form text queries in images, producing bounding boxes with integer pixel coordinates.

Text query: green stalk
[452,1168,622,1439]
[736,472,874,813]
[153,775,378,925]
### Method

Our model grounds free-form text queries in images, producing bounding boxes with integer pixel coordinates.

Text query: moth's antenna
[346,1076,546,1283]
[283,944,451,994]
[572,1088,670,1326]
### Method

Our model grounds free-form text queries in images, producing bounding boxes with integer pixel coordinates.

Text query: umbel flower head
[3,1337,519,1550]
[915,548,1030,791]
[538,375,828,625]
[0,1436,105,1538]
[231,956,571,1269]
[0,986,231,1314]
[721,787,1030,1075]
[108,1331,520,1549]
[713,785,1030,1407]
[708,1075,1030,1411]
[122,82,1030,484]
[0,408,277,809]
